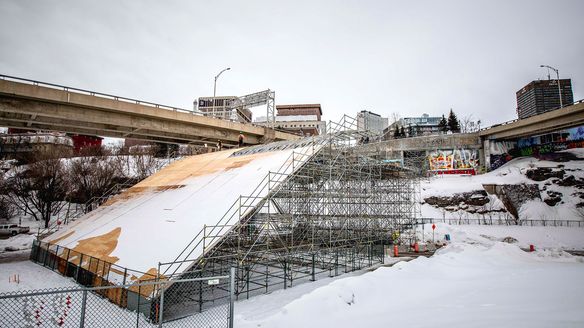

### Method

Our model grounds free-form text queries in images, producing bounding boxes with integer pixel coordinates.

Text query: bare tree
[130,144,165,180]
[5,153,69,228]
[68,156,121,209]
[0,176,15,221]
[460,114,481,133]
[389,112,401,125]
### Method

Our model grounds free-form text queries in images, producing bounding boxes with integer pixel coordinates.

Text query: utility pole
[540,65,563,108]
[213,67,231,118]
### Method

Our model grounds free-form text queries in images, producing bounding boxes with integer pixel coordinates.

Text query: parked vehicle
[0,224,30,236]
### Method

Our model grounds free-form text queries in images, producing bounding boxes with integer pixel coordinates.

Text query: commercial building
[254,104,325,136]
[516,79,573,119]
[356,110,388,134]
[387,113,442,138]
[277,104,322,121]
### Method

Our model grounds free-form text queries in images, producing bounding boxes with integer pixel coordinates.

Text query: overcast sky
[1,0,583,126]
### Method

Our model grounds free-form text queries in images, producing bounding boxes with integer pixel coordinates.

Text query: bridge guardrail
[0,74,196,115]
[479,98,584,132]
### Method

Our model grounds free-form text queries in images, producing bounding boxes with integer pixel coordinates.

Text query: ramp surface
[45,147,313,277]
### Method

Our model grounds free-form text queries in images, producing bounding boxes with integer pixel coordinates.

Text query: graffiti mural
[517,124,584,157]
[428,149,479,174]
[488,140,519,171]
[489,124,584,171]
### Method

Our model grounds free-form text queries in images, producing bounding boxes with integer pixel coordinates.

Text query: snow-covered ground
[0,234,35,253]
[2,224,583,327]
[233,224,584,328]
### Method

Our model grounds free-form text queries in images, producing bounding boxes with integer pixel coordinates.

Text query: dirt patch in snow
[103,150,274,205]
[225,158,256,170]
[501,236,518,244]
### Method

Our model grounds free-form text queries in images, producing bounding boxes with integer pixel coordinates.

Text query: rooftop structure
[196,96,253,123]
[277,104,322,121]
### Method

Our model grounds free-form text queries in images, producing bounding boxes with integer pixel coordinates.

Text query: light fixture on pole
[540,65,563,108]
[212,67,231,118]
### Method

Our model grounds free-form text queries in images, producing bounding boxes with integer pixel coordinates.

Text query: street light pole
[540,65,563,108]
[212,67,231,118]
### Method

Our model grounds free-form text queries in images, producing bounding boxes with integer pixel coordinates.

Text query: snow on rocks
[421,149,584,222]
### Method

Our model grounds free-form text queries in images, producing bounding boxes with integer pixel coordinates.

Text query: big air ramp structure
[31,115,419,322]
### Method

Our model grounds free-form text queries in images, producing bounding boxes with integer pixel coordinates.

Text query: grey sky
[1,0,583,126]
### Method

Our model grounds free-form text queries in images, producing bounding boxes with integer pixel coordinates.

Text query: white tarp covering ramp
[44,146,317,278]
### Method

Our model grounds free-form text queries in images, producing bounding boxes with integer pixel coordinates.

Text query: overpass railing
[0,74,197,115]
[479,98,584,132]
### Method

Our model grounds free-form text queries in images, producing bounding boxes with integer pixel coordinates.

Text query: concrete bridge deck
[0,75,299,146]
[479,100,584,140]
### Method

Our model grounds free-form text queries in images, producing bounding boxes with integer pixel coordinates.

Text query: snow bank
[421,223,584,250]
[0,234,34,253]
[235,227,584,328]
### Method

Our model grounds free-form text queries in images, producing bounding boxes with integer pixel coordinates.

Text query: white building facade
[356,110,389,134]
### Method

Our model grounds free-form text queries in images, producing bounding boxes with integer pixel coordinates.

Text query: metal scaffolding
[157,115,420,321]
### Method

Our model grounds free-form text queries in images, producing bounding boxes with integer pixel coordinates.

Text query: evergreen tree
[438,114,448,133]
[447,109,460,133]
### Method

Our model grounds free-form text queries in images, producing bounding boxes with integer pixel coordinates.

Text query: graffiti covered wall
[428,148,479,174]
[488,124,584,171]
[518,125,584,156]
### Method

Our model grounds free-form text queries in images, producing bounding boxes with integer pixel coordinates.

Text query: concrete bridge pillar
[483,139,491,171]
[261,127,276,144]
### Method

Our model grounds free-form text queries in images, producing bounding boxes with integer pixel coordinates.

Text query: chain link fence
[417,217,584,227]
[0,269,235,328]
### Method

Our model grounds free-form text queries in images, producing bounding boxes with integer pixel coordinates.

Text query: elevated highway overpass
[357,100,584,172]
[0,75,299,146]
[479,100,584,140]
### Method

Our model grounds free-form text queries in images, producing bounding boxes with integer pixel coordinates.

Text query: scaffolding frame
[196,90,276,125]
[155,115,420,321]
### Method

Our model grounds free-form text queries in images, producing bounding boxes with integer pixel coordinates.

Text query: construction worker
[238,132,245,148]
[217,140,222,151]
[392,230,400,244]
